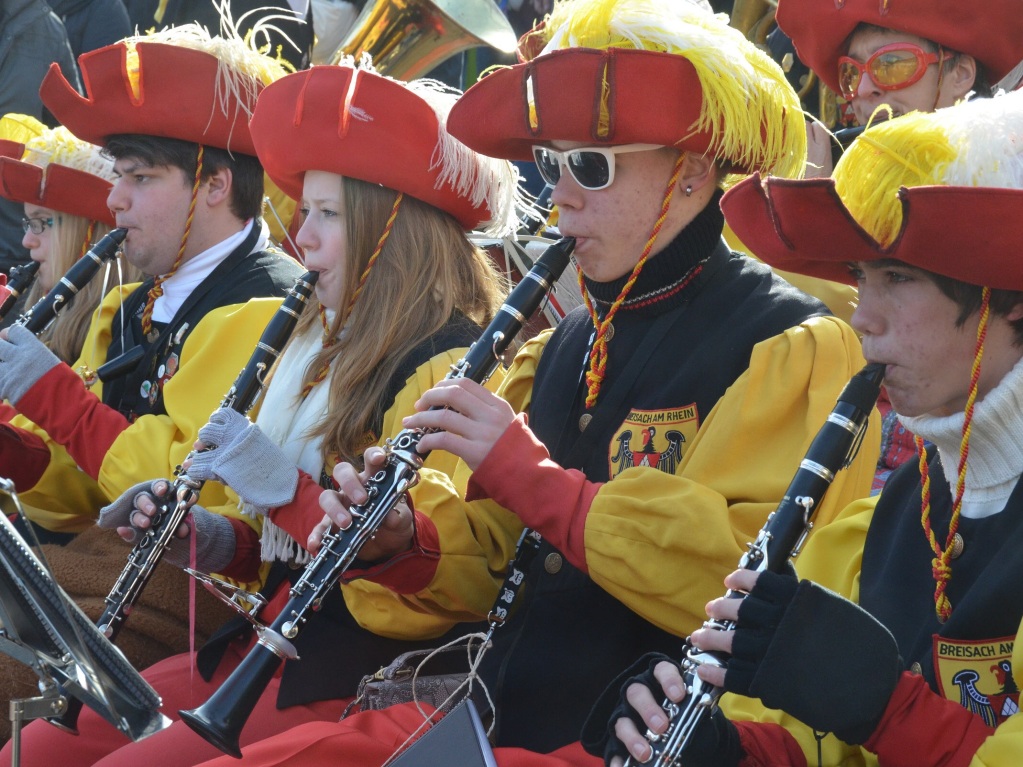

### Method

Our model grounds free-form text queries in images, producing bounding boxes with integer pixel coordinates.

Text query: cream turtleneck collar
[899,354,1023,518]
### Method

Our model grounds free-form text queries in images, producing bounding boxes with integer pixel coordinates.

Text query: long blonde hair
[295,177,506,466]
[25,214,141,364]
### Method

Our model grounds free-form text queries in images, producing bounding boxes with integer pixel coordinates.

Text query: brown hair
[927,271,1023,345]
[293,177,507,466]
[103,134,265,221]
[27,214,142,364]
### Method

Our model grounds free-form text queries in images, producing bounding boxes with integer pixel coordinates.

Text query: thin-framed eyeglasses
[532,143,663,191]
[21,216,54,235]
[838,43,950,100]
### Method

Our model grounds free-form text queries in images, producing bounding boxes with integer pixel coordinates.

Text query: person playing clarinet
[603,82,1023,767]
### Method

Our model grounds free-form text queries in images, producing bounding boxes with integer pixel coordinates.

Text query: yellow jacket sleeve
[343,320,877,642]
[582,315,878,636]
[13,285,136,528]
[15,292,286,531]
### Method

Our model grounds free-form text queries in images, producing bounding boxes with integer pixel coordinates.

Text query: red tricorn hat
[447,48,713,163]
[776,0,1023,94]
[249,65,518,233]
[722,87,1023,292]
[721,174,1023,291]
[0,139,114,226]
[39,40,276,156]
[446,11,805,181]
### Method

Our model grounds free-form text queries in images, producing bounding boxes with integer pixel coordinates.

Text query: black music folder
[0,478,167,741]
[389,700,497,767]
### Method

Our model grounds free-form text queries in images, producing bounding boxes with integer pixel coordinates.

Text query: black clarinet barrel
[458,236,574,380]
[753,360,884,573]
[830,124,867,167]
[0,260,40,321]
[17,228,127,335]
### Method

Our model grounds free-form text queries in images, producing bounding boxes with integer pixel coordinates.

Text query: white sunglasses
[532,143,663,190]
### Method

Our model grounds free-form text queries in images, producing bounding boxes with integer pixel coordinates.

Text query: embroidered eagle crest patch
[608,405,699,478]
[934,635,1020,726]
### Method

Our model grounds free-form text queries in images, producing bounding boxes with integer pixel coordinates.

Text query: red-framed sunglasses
[837,43,950,100]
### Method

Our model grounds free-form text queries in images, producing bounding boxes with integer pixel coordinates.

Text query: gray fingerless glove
[188,408,298,514]
[98,479,165,534]
[162,504,237,573]
[194,407,249,448]
[0,325,62,405]
[98,479,237,573]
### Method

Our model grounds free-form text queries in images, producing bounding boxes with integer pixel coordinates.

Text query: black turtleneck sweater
[481,193,829,752]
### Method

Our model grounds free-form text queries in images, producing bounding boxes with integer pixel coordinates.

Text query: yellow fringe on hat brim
[536,0,806,180]
[0,113,45,147]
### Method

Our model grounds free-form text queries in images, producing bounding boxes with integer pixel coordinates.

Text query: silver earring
[685,184,693,197]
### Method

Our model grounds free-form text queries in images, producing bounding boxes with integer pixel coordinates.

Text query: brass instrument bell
[330,0,518,81]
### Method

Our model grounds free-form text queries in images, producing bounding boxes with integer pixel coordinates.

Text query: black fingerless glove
[724,571,903,745]
[581,652,743,767]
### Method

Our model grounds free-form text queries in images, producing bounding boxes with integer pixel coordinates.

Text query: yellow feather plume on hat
[834,90,1023,247]
[0,114,116,182]
[529,0,806,179]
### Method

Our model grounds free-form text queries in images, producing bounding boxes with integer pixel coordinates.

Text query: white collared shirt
[151,218,271,323]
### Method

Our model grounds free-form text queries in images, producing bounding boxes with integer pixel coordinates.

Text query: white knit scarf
[900,354,1023,519]
[250,317,334,563]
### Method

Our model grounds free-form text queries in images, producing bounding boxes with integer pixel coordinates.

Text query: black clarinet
[15,228,126,334]
[830,124,867,166]
[179,236,576,758]
[0,260,40,321]
[49,270,318,735]
[630,362,885,767]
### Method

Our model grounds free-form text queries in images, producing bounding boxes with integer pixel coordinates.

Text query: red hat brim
[722,173,1023,290]
[40,42,261,155]
[776,0,1023,94]
[447,47,712,164]
[0,140,114,226]
[250,66,491,231]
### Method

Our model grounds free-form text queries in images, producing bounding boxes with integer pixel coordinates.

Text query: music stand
[0,479,169,764]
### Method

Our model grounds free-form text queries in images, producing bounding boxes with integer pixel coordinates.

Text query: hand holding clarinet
[586,363,891,766]
[322,375,519,557]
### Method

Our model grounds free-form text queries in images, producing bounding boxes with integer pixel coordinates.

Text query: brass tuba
[730,0,777,48]
[329,0,518,80]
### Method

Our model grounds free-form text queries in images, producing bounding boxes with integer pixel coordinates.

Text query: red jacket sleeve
[13,363,129,479]
[218,517,263,584]
[0,422,51,490]
[862,672,994,767]
[468,413,600,572]
[341,509,440,593]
